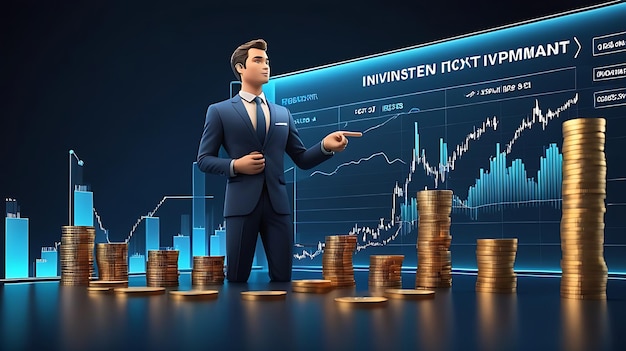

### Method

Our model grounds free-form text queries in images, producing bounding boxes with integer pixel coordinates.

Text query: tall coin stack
[560,117,608,300]
[146,250,180,287]
[60,226,95,286]
[322,235,357,287]
[191,256,225,286]
[475,238,518,293]
[95,242,129,281]
[368,255,404,288]
[415,189,453,289]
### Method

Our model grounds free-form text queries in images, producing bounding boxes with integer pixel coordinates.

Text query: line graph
[505,94,578,153]
[310,152,406,177]
[292,92,580,261]
[92,195,214,244]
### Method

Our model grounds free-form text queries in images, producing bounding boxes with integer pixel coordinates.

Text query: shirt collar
[239,91,266,105]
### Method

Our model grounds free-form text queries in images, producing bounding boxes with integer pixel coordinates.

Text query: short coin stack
[292,279,333,293]
[146,250,179,287]
[191,256,225,286]
[415,190,453,289]
[560,117,608,300]
[368,255,404,288]
[322,235,357,287]
[60,226,95,286]
[95,242,128,281]
[475,238,518,293]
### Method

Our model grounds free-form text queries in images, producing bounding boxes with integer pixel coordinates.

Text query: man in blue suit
[197,39,360,282]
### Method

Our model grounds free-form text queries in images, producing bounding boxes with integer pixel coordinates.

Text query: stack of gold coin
[60,226,95,286]
[322,235,357,287]
[475,238,518,293]
[191,256,225,286]
[95,242,128,281]
[146,250,179,287]
[415,190,453,289]
[292,279,333,293]
[368,255,404,288]
[560,117,608,300]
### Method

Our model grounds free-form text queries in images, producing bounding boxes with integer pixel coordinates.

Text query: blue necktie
[254,96,266,144]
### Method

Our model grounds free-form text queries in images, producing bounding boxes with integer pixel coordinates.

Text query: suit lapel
[230,95,259,142]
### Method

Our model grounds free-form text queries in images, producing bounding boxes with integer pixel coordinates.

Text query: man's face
[241,48,270,85]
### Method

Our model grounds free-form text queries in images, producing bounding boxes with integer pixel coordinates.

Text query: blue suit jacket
[197,94,332,217]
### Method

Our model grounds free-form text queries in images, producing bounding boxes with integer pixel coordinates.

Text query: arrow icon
[574,36,581,59]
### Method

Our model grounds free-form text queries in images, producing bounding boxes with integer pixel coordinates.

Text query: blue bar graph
[35,247,58,277]
[399,197,418,235]
[73,189,93,226]
[210,228,227,266]
[173,235,191,269]
[192,227,207,257]
[129,253,145,274]
[456,143,562,218]
[399,124,563,223]
[192,162,207,256]
[5,217,29,279]
[145,217,160,258]
[210,229,226,254]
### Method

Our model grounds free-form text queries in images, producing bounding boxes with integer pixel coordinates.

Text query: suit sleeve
[284,109,333,170]
[197,104,232,176]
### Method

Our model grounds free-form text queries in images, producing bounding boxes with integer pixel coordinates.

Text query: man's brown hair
[230,39,268,81]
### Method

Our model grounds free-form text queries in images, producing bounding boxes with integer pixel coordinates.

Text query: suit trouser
[225,185,293,282]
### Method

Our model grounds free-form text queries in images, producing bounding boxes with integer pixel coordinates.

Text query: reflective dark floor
[1,270,625,351]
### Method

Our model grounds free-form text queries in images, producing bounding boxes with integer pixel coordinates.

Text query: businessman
[197,38,360,282]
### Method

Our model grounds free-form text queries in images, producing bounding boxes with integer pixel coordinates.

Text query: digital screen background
[266,2,626,272]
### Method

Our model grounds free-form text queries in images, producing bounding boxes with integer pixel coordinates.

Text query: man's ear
[235,63,244,74]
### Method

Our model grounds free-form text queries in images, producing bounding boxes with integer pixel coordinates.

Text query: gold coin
[561,168,606,176]
[561,253,606,260]
[562,117,606,129]
[559,223,604,231]
[325,236,358,242]
[561,190,606,197]
[475,249,518,256]
[477,238,518,245]
[475,246,517,252]
[560,237,604,245]
[291,279,333,288]
[370,255,405,260]
[476,268,516,275]
[241,290,287,301]
[561,177,607,185]
[476,251,517,257]
[334,296,388,304]
[384,289,435,300]
[561,144,605,152]
[476,263,516,269]
[417,190,453,197]
[562,131,606,140]
[170,290,219,300]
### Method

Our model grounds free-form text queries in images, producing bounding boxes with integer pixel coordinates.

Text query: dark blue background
[0,0,612,277]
